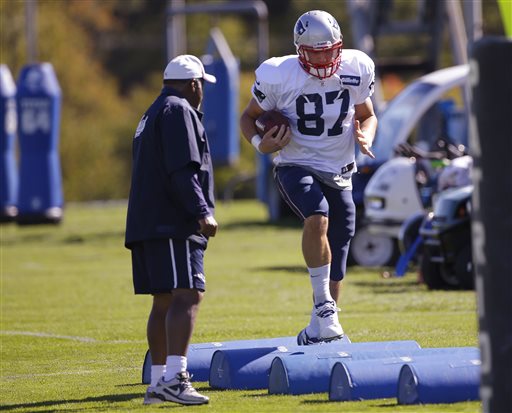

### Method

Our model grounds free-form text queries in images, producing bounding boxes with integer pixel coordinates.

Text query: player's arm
[240,98,291,154]
[240,97,265,144]
[354,97,377,159]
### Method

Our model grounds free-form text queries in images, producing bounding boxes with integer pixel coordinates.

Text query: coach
[125,54,217,406]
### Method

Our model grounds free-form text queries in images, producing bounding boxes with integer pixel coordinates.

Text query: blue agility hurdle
[397,358,481,404]
[268,342,444,395]
[210,340,420,391]
[329,347,480,401]
[142,335,351,383]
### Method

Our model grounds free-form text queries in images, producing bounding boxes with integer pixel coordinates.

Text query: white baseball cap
[163,54,217,83]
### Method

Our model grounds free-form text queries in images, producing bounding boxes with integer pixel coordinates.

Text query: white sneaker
[297,301,344,345]
[143,386,163,405]
[315,300,344,341]
[297,305,321,345]
[297,327,321,345]
[147,371,209,405]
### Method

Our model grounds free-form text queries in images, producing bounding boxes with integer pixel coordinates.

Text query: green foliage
[0,0,505,202]
[1,1,136,201]
[1,200,480,412]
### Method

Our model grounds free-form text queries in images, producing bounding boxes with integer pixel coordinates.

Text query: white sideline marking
[1,330,144,344]
[1,330,97,342]
[3,367,139,380]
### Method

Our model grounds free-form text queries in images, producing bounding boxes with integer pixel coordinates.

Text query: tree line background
[0,0,505,202]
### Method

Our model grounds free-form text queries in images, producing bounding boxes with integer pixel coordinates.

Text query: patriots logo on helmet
[295,20,307,36]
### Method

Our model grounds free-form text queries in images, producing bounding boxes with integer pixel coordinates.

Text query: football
[255,110,290,137]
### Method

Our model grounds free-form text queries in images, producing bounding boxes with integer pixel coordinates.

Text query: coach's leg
[149,239,209,405]
[166,289,203,357]
[147,294,172,387]
[150,288,209,404]
[160,288,204,381]
[148,293,173,365]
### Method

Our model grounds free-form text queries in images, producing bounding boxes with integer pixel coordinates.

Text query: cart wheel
[452,245,474,290]
[349,224,399,267]
[420,250,446,289]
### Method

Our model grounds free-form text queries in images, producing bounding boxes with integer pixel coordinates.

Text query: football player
[240,10,377,345]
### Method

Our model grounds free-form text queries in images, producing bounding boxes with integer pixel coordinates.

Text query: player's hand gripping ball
[255,110,290,137]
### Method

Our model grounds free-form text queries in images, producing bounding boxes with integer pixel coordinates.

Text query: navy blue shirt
[125,87,215,248]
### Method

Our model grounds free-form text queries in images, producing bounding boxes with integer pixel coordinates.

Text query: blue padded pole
[186,336,306,381]
[329,347,480,401]
[209,346,287,390]
[142,335,351,383]
[397,358,481,404]
[267,342,425,395]
[269,345,474,396]
[210,340,420,390]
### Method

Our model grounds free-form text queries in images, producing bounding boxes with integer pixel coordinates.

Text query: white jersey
[252,49,375,175]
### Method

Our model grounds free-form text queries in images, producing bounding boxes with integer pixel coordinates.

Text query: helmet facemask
[297,42,343,79]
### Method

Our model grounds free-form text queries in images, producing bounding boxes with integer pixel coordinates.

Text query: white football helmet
[294,10,343,79]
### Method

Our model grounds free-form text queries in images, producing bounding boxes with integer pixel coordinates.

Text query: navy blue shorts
[131,238,206,294]
[274,165,356,281]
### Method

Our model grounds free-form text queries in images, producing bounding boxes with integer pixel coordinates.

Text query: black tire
[450,245,475,290]
[420,249,447,290]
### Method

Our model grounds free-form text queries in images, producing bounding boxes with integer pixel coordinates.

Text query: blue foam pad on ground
[397,358,481,404]
[268,344,469,396]
[208,336,357,390]
[142,335,352,383]
[186,337,304,381]
[329,347,480,401]
[210,340,420,390]
[209,346,288,390]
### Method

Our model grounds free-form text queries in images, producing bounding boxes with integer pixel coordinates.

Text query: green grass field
[1,200,480,412]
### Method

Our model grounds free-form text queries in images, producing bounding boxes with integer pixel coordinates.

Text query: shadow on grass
[255,265,306,274]
[3,231,124,246]
[0,393,142,412]
[351,279,424,294]
[222,217,300,231]
[301,399,398,408]
[61,232,125,244]
[193,385,257,394]
[115,383,143,387]
[240,392,271,398]
[301,399,353,405]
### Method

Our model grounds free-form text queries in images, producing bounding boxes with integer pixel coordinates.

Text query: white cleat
[297,301,344,345]
[297,327,322,345]
[315,300,344,342]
